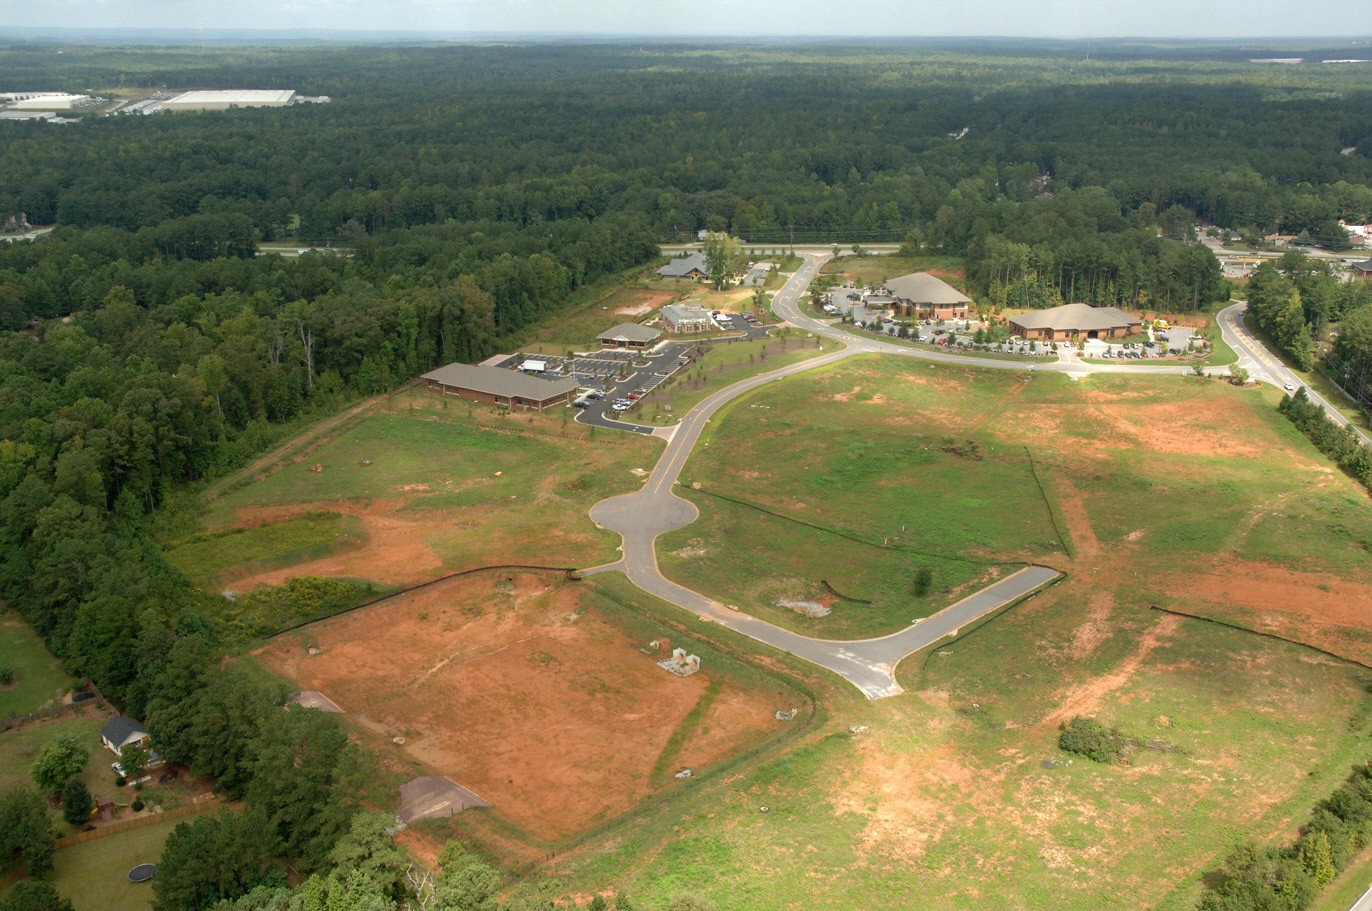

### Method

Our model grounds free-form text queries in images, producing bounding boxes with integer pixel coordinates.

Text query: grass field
[0,614,72,716]
[0,712,125,827]
[163,512,367,585]
[535,356,1372,909]
[192,400,659,591]
[821,253,968,289]
[658,355,1372,642]
[47,816,182,911]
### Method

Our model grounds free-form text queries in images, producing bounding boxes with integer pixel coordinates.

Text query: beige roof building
[598,323,662,350]
[1008,304,1142,341]
[885,273,972,320]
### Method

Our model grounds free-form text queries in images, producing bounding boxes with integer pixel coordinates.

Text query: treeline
[2,47,1370,316]
[1199,761,1372,910]
[1245,253,1372,369]
[1278,387,1372,492]
[964,198,1228,311]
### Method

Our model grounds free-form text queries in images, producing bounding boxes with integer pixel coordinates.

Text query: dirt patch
[1159,560,1372,662]
[1069,592,1115,660]
[255,571,776,841]
[831,385,863,403]
[1041,613,1181,728]
[613,289,677,317]
[1052,477,1100,562]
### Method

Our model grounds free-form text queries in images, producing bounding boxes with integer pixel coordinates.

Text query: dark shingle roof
[101,716,147,746]
[656,252,708,277]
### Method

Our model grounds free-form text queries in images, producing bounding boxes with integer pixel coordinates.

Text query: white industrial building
[2,93,90,110]
[160,90,296,112]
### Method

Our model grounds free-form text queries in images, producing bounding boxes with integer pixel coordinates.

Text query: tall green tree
[30,735,89,798]
[0,789,56,878]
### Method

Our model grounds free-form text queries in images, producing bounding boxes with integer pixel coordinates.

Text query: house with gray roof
[421,363,579,411]
[598,323,662,351]
[1354,258,1372,278]
[100,716,150,755]
[656,252,708,280]
[885,273,972,320]
[1008,303,1142,341]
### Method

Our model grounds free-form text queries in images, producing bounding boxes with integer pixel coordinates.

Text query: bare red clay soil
[1161,560,1372,664]
[255,571,778,841]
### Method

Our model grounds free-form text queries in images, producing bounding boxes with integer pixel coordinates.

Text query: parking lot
[570,319,775,434]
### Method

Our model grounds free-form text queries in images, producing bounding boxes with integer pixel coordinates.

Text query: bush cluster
[1279,388,1372,492]
[1200,761,1372,910]
[1058,716,1128,764]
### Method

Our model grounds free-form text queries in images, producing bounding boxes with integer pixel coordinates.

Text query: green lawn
[0,713,121,828]
[47,816,183,911]
[821,253,968,289]
[163,512,366,584]
[197,401,659,578]
[658,357,1067,636]
[0,614,72,716]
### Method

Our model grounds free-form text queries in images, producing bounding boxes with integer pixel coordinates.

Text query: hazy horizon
[2,0,1370,42]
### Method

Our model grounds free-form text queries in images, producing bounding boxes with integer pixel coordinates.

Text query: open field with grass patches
[661,356,1372,649]
[822,253,968,289]
[191,397,658,591]
[548,532,1372,910]
[0,612,73,717]
[45,815,183,911]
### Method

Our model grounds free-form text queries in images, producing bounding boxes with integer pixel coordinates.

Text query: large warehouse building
[160,90,296,111]
[2,93,90,110]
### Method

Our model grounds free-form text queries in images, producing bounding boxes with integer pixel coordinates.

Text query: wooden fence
[55,795,222,848]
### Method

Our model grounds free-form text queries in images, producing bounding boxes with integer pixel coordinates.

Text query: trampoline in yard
[128,863,156,883]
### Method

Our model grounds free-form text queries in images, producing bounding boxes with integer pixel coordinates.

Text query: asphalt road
[586,257,1062,697]
[1349,884,1372,911]
[1218,301,1372,446]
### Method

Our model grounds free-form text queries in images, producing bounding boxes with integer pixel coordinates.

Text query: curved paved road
[586,256,1061,697]
[1218,301,1372,446]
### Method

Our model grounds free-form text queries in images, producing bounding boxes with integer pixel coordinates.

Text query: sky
[0,0,1365,39]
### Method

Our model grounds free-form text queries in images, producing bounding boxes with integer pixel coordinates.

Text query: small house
[100,716,151,755]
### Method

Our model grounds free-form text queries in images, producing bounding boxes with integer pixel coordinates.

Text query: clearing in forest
[253,569,799,842]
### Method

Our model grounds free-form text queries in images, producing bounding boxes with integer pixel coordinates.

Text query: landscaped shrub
[0,666,13,686]
[1058,716,1127,763]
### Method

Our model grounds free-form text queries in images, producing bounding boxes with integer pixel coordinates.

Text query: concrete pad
[398,776,490,823]
[289,690,343,713]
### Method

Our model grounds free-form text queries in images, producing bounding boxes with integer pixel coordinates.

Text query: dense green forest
[2,42,1372,910]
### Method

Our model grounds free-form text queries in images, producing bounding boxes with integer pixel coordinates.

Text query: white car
[1283,382,1295,392]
